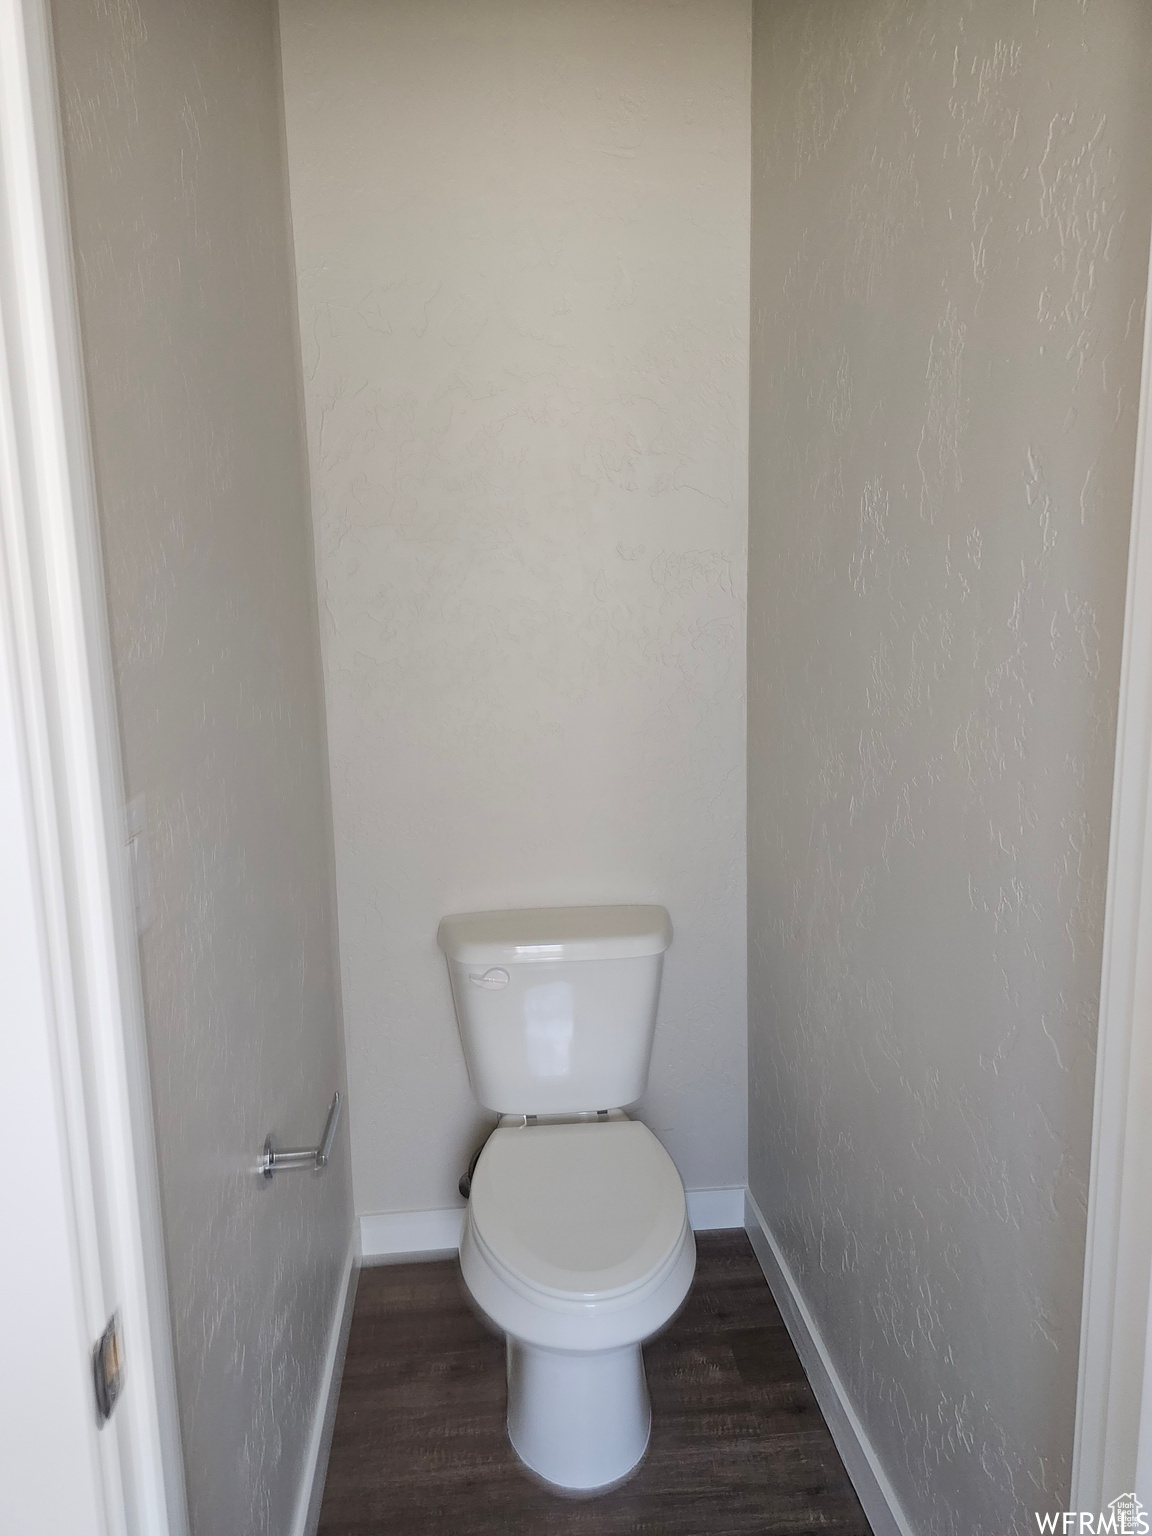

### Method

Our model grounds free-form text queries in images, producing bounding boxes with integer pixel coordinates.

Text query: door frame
[1073,223,1152,1510]
[0,1,188,1531]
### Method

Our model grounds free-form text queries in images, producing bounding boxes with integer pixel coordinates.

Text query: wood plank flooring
[318,1231,872,1535]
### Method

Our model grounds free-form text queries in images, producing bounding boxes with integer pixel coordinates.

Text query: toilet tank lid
[437,905,672,965]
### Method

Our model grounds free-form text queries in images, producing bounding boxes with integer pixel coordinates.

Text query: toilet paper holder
[261,1091,342,1180]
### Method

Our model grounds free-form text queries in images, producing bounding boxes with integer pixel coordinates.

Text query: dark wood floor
[318,1231,872,1535]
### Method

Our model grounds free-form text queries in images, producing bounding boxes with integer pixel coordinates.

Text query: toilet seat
[469,1119,688,1301]
[460,1117,696,1354]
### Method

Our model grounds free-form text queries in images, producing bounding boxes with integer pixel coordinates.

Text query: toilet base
[505,1337,651,1491]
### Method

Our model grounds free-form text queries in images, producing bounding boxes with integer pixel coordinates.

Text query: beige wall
[51,3,351,1533]
[748,1,1152,1529]
[279,0,751,1217]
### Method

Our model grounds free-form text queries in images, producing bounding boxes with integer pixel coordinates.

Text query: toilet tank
[437,905,673,1115]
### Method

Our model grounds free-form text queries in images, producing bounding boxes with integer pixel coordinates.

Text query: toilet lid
[468,1119,688,1302]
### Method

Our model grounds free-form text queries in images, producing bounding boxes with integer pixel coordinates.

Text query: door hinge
[92,1312,123,1425]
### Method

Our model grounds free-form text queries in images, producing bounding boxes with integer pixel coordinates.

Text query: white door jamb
[0,2,188,1531]
[1073,221,1152,1510]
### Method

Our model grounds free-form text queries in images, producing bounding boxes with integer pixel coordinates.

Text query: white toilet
[437,904,695,1493]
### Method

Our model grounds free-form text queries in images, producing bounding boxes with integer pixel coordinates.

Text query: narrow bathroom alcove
[26,0,1152,1532]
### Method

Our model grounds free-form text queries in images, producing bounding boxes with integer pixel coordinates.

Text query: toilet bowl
[437,903,691,1491]
[459,1116,696,1490]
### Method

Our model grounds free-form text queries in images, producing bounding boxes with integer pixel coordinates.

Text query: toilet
[437,905,695,1492]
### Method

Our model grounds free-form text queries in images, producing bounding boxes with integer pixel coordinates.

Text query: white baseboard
[359,1184,746,1265]
[360,1205,465,1263]
[686,1185,745,1231]
[290,1232,359,1536]
[744,1189,915,1536]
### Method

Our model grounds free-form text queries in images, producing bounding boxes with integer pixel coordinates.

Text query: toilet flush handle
[469,967,510,989]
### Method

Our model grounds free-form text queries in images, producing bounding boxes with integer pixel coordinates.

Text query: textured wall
[748,3,1152,1531]
[279,0,750,1216]
[51,3,352,1533]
